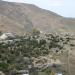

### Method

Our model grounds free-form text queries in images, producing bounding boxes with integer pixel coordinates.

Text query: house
[0,33,15,40]
[16,70,29,75]
[55,73,62,75]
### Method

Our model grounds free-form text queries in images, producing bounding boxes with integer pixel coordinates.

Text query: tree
[32,28,40,36]
[50,70,55,75]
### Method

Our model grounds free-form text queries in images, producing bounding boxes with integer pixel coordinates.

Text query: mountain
[0,1,75,75]
[0,1,75,35]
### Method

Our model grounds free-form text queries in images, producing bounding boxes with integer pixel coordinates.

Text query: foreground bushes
[0,33,74,73]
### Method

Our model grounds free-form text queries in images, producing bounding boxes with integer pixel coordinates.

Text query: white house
[0,33,15,40]
[55,73,62,75]
[16,70,29,75]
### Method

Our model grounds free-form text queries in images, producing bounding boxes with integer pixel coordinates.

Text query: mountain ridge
[0,1,75,35]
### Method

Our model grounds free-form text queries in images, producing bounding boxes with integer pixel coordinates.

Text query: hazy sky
[3,0,75,18]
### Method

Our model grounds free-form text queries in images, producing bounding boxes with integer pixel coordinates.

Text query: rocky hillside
[0,1,75,35]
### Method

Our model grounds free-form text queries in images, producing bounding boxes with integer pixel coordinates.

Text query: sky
[2,0,75,18]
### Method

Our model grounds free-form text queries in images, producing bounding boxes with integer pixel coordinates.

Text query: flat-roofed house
[0,33,15,40]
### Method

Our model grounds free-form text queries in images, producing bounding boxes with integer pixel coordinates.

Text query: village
[0,32,71,75]
[0,31,75,75]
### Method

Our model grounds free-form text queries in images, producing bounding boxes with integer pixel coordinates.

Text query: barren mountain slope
[0,1,75,35]
[0,1,75,75]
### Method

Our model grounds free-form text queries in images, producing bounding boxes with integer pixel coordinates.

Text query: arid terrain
[0,0,75,75]
[0,1,75,35]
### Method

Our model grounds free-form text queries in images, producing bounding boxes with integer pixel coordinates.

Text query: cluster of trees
[0,31,74,74]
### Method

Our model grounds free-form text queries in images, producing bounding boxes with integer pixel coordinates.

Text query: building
[55,73,62,75]
[16,70,29,75]
[10,70,29,75]
[0,33,15,40]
